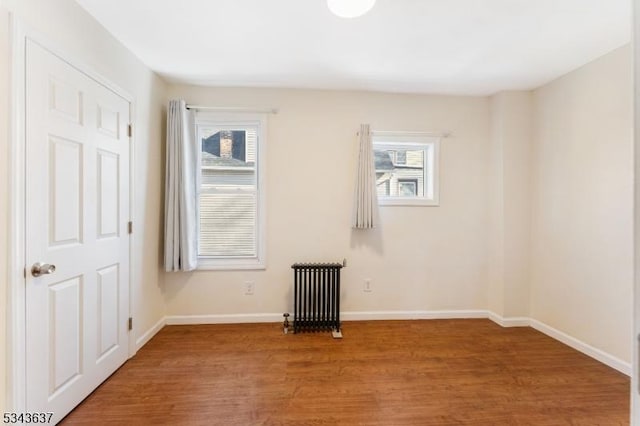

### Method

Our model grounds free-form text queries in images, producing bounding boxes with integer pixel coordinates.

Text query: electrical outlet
[364,278,372,292]
[244,281,255,295]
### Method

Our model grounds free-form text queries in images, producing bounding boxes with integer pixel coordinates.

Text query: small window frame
[373,133,440,207]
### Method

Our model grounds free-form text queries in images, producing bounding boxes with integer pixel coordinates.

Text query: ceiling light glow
[327,0,376,18]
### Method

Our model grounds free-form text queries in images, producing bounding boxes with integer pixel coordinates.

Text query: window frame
[194,112,267,270]
[373,133,440,207]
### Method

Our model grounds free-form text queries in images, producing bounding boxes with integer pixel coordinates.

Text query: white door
[24,40,130,424]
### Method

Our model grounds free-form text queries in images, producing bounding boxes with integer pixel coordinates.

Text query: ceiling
[74,0,631,96]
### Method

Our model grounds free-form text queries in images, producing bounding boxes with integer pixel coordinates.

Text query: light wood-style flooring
[61,320,629,425]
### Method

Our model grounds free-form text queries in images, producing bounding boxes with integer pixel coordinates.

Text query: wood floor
[61,320,629,425]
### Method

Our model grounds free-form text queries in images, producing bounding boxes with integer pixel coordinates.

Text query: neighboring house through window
[395,150,407,165]
[196,113,267,269]
[398,179,418,196]
[373,132,440,206]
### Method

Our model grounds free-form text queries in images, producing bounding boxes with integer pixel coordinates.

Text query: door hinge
[128,221,133,234]
[128,317,133,331]
[127,124,133,137]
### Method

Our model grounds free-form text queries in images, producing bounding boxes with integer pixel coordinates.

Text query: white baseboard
[487,311,531,328]
[135,316,167,352]
[166,313,283,325]
[529,319,631,376]
[165,310,488,325]
[341,310,488,321]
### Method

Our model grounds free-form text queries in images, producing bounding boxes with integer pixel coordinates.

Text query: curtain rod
[186,105,278,114]
[357,130,452,137]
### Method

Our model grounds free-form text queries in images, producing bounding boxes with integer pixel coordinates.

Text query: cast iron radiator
[292,262,343,333]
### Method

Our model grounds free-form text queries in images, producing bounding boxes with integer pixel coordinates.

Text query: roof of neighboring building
[375,151,394,171]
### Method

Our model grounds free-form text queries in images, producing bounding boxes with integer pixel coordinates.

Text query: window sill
[379,198,439,207]
[197,258,266,271]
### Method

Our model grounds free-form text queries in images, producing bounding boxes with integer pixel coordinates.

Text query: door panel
[97,150,119,238]
[48,277,83,396]
[25,39,130,424]
[49,136,83,246]
[48,77,83,125]
[96,264,119,360]
[96,104,120,139]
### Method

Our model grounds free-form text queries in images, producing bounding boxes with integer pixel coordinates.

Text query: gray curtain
[352,124,379,229]
[164,100,198,271]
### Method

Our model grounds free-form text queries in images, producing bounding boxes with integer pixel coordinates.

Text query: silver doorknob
[31,263,56,277]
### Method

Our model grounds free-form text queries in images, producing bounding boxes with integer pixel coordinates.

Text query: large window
[195,113,266,269]
[373,133,440,206]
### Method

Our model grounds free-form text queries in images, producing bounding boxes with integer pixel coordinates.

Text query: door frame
[7,16,137,413]
[635,0,640,423]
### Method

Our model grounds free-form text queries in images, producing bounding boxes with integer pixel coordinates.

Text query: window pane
[398,180,417,196]
[374,148,425,197]
[198,126,259,259]
[372,135,439,206]
[201,129,256,186]
[199,192,256,257]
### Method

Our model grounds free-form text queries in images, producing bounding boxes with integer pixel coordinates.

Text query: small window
[195,113,266,269]
[398,179,417,196]
[373,133,440,206]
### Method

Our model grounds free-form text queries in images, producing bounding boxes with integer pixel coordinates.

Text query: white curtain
[164,99,198,271]
[352,124,379,229]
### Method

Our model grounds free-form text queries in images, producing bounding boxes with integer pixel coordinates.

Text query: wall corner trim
[135,316,167,353]
[487,312,531,327]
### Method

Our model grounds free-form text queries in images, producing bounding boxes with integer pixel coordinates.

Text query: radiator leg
[283,313,290,334]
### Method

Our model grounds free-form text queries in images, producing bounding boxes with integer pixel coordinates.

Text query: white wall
[530,45,633,363]
[164,86,491,317]
[0,0,167,410]
[488,92,532,318]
